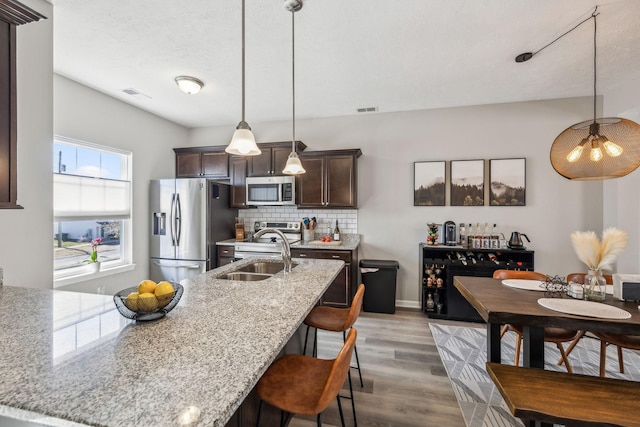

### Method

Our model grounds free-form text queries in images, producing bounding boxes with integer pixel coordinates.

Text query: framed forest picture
[450,160,484,206]
[414,161,445,206]
[489,158,526,206]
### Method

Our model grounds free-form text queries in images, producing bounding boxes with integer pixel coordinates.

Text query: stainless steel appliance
[150,179,237,282]
[508,231,530,249]
[444,221,457,246]
[234,221,301,260]
[246,176,296,206]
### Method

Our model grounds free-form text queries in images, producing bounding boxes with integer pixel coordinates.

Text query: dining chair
[493,269,579,372]
[256,328,357,427]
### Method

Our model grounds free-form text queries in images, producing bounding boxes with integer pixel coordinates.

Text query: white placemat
[537,298,631,319]
[502,279,546,291]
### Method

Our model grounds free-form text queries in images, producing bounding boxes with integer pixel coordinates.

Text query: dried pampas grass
[571,227,628,271]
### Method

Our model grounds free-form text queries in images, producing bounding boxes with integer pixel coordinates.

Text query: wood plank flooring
[288,309,467,427]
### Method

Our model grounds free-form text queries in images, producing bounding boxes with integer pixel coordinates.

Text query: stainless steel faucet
[253,228,292,273]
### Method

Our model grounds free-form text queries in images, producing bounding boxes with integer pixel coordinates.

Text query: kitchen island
[0,258,344,427]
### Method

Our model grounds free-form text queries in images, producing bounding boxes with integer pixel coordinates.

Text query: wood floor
[288,309,467,427]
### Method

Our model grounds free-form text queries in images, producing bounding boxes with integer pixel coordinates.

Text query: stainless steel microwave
[246,176,296,206]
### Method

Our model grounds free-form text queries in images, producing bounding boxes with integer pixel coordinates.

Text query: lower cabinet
[419,244,534,322]
[217,246,235,268]
[291,248,357,307]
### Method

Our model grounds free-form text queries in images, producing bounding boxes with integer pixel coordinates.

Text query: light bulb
[590,144,603,162]
[566,145,584,162]
[602,139,623,157]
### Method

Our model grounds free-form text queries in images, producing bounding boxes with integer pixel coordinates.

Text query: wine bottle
[474,222,482,249]
[467,223,474,249]
[459,223,466,248]
[482,223,491,249]
[333,219,341,241]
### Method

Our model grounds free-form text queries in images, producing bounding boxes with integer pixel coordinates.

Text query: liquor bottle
[333,219,341,241]
[491,224,500,249]
[467,223,474,249]
[474,223,482,249]
[426,293,435,311]
[482,223,491,249]
[459,223,466,248]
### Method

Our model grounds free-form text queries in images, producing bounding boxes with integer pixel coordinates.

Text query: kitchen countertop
[0,258,344,427]
[217,234,360,251]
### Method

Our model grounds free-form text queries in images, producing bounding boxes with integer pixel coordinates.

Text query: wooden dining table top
[453,275,640,336]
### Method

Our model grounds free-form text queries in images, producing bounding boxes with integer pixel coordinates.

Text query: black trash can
[360,259,400,314]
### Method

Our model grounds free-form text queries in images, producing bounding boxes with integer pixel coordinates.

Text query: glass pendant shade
[550,118,640,180]
[282,151,306,175]
[226,122,261,156]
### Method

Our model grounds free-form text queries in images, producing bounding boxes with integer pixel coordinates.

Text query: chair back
[567,272,613,284]
[492,269,547,281]
[343,284,365,330]
[314,328,357,414]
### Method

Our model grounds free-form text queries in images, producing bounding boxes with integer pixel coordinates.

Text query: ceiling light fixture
[175,76,204,95]
[226,0,261,156]
[282,0,305,175]
[531,6,640,180]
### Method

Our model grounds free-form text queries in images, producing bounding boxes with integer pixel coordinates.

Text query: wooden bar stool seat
[256,329,357,427]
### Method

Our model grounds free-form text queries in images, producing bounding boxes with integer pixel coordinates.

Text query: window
[53,136,132,279]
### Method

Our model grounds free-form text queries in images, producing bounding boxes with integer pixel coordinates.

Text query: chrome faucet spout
[253,228,292,273]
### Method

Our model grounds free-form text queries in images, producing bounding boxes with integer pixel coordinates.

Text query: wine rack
[419,244,534,322]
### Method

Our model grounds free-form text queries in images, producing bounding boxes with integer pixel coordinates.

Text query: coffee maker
[444,221,457,246]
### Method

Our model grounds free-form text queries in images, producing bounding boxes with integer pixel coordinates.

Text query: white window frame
[53,136,134,287]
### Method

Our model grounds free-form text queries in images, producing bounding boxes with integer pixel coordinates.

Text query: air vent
[357,106,378,113]
[122,88,151,100]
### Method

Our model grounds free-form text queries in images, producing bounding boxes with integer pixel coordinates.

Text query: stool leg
[313,328,318,357]
[303,325,310,355]
[336,396,345,427]
[316,413,322,427]
[280,410,286,427]
[256,400,263,427]
[343,330,364,387]
[347,370,358,427]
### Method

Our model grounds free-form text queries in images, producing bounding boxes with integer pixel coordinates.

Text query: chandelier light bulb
[566,139,588,162]
[602,139,623,157]
[590,140,603,162]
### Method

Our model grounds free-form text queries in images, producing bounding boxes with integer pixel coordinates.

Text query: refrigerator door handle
[152,261,201,269]
[170,193,177,246]
[175,194,182,246]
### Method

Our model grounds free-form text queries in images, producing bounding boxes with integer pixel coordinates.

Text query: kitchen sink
[235,262,298,275]
[222,272,273,281]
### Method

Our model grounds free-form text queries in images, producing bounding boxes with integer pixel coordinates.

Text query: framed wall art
[450,160,485,206]
[490,158,526,206]
[414,161,445,206]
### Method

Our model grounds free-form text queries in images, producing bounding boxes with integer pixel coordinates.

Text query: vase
[584,269,606,302]
[87,262,101,274]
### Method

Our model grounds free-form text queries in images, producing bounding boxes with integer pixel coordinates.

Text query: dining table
[453,275,640,427]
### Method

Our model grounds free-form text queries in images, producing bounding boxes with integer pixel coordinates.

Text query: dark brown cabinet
[298,149,361,209]
[174,147,229,178]
[230,156,248,208]
[217,245,235,268]
[248,141,307,176]
[291,248,357,307]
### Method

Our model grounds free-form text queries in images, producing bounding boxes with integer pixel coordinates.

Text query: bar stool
[256,328,357,427]
[303,284,365,426]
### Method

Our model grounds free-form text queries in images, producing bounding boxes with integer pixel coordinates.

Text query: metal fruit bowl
[113,282,183,321]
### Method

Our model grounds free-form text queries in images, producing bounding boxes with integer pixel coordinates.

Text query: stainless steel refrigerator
[150,179,237,282]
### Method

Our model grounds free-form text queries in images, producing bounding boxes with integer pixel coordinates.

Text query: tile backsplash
[239,207,358,235]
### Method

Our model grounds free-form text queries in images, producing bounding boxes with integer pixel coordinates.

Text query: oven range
[233,221,301,260]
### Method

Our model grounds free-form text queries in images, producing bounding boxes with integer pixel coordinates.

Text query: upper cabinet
[248,141,307,176]
[297,149,362,209]
[229,156,248,208]
[174,147,229,178]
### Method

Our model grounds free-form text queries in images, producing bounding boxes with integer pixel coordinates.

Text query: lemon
[124,292,140,311]
[155,281,175,308]
[137,292,158,312]
[137,279,157,294]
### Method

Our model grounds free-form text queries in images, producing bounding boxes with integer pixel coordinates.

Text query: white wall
[190,97,610,305]
[53,75,188,294]
[0,0,53,289]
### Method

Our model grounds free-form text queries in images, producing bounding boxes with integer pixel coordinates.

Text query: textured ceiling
[51,0,640,129]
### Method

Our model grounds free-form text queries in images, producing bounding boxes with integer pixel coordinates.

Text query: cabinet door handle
[332,255,341,259]
[298,254,308,257]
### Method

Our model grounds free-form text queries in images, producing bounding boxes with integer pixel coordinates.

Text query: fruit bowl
[113,282,183,321]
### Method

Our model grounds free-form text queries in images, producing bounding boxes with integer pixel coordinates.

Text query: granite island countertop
[0,258,344,427]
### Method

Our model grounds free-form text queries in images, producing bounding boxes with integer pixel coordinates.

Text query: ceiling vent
[357,106,378,113]
[121,88,151,100]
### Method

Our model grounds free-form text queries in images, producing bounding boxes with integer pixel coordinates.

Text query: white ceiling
[51,0,640,129]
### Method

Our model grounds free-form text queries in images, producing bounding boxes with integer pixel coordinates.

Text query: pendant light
[226,0,261,156]
[282,0,306,175]
[548,8,640,180]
